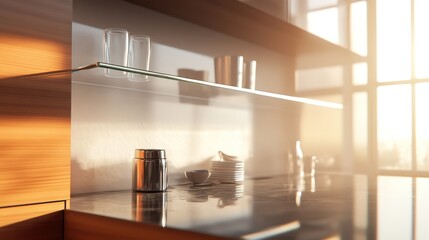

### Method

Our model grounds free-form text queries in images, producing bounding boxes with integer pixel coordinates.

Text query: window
[292,0,429,175]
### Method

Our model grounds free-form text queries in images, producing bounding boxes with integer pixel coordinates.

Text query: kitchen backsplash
[71,0,302,194]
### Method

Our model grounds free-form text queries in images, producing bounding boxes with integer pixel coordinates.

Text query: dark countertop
[70,173,427,240]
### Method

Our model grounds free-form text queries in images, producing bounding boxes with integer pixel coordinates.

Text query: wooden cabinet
[0,0,72,207]
[0,0,72,239]
[124,0,363,62]
[0,111,71,207]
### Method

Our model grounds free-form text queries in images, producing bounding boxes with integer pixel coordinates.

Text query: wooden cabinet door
[0,0,72,207]
[0,201,65,240]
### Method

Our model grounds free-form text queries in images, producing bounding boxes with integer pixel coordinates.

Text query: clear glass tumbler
[103,28,129,77]
[128,35,151,82]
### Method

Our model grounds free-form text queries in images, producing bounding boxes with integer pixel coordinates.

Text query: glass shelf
[78,62,342,110]
[3,62,342,110]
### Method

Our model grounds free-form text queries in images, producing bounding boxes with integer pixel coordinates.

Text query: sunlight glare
[352,62,367,85]
[377,85,411,170]
[307,8,339,45]
[415,83,429,170]
[0,33,66,78]
[377,0,411,82]
[351,1,367,56]
[378,176,412,240]
[414,0,429,79]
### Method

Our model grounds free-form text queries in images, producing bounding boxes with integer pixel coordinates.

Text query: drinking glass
[214,55,243,87]
[103,28,129,77]
[128,35,151,82]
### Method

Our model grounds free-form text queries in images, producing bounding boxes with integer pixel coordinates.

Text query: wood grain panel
[65,210,231,240]
[0,0,72,207]
[0,116,70,207]
[0,201,64,240]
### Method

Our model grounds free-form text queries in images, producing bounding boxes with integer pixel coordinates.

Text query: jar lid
[135,149,166,159]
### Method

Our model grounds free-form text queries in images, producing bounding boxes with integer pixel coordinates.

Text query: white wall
[71,0,296,194]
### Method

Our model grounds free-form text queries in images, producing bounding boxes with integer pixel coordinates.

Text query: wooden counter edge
[64,210,233,240]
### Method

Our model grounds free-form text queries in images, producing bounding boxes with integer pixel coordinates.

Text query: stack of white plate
[211,160,244,183]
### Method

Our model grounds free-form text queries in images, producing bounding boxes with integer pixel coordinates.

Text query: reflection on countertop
[70,173,429,240]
